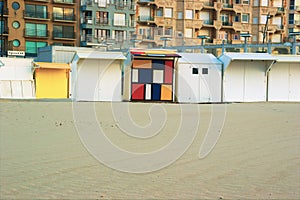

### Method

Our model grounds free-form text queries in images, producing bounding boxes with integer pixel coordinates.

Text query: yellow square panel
[161,84,172,101]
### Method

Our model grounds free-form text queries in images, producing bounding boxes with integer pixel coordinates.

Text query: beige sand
[0,101,299,199]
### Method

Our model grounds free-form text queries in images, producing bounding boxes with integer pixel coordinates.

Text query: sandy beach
[0,101,299,199]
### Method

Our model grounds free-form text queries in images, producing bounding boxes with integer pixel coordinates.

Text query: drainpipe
[265,60,277,102]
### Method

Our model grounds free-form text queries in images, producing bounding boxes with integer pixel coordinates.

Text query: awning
[130,49,181,58]
[75,52,126,60]
[33,62,70,70]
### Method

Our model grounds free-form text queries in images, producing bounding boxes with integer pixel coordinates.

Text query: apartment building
[0,0,79,57]
[135,0,293,51]
[80,0,136,50]
[288,0,300,38]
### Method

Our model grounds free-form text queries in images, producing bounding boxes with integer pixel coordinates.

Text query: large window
[186,10,193,19]
[25,41,47,56]
[242,14,249,23]
[0,20,6,34]
[25,23,47,37]
[96,11,109,24]
[53,25,74,38]
[165,8,173,18]
[53,7,74,21]
[289,14,294,24]
[25,4,47,19]
[114,13,126,26]
[94,29,110,40]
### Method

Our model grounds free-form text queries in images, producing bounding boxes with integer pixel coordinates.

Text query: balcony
[233,21,250,31]
[137,16,154,23]
[23,11,50,20]
[202,20,214,26]
[277,7,284,13]
[95,18,109,26]
[25,0,50,2]
[136,0,154,4]
[222,21,233,27]
[53,31,76,40]
[53,14,76,22]
[203,1,214,8]
[222,3,234,10]
[295,20,300,26]
[24,28,49,38]
[53,0,76,4]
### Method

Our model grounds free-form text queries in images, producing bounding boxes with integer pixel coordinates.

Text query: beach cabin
[0,57,35,99]
[176,53,222,103]
[70,51,126,101]
[268,55,300,102]
[218,53,276,102]
[125,49,181,102]
[33,62,70,98]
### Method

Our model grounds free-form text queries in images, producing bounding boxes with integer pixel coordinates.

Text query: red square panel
[165,60,174,68]
[164,65,173,84]
[131,84,145,100]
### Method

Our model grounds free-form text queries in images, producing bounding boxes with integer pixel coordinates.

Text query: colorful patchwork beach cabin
[125,49,181,102]
[33,62,70,99]
[0,58,35,99]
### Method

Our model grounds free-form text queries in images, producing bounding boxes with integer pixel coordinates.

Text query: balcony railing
[138,16,154,21]
[137,0,154,3]
[277,7,284,12]
[203,20,213,25]
[24,11,49,19]
[24,28,49,37]
[223,4,233,8]
[295,20,300,25]
[53,31,75,39]
[222,21,232,26]
[53,0,75,4]
[25,0,50,2]
[53,13,76,21]
[95,18,109,25]
[203,1,214,7]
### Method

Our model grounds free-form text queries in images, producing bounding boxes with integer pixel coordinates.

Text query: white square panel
[153,70,164,83]
[145,84,151,100]
[132,69,139,83]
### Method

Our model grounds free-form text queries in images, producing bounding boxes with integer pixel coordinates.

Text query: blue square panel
[151,83,161,100]
[138,69,152,83]
[152,60,165,70]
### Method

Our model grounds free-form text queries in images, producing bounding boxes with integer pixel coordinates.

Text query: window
[25,41,47,56]
[289,14,294,24]
[235,0,240,3]
[94,29,110,40]
[53,7,74,21]
[220,14,229,23]
[96,11,109,24]
[12,21,20,29]
[0,20,5,34]
[202,68,208,75]
[290,0,295,10]
[242,0,249,4]
[157,8,163,16]
[12,2,20,10]
[261,0,268,6]
[185,28,192,38]
[164,28,173,36]
[192,68,198,75]
[98,0,107,7]
[12,40,20,47]
[53,25,74,38]
[165,8,173,18]
[242,14,249,23]
[114,30,126,42]
[234,15,239,22]
[114,13,126,26]
[25,4,47,19]
[253,17,258,24]
[25,23,47,37]
[186,10,193,19]
[177,12,183,19]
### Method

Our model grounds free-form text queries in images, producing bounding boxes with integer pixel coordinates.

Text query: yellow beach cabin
[33,62,70,98]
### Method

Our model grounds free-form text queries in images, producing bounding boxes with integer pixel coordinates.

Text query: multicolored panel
[152,60,165,70]
[153,70,164,84]
[164,64,173,84]
[151,83,161,101]
[132,59,152,69]
[145,84,152,100]
[138,69,152,83]
[132,69,139,83]
[161,84,173,101]
[131,84,145,100]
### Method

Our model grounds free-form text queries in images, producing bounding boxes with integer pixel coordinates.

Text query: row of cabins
[0,47,299,102]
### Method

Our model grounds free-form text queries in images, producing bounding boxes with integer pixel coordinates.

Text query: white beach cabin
[218,53,277,102]
[268,55,300,102]
[70,51,126,101]
[0,57,35,99]
[176,53,222,103]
